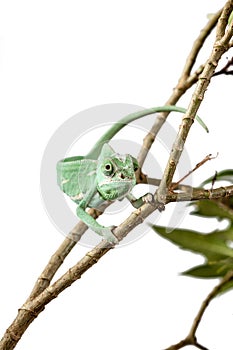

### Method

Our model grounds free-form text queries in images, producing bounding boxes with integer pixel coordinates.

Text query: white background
[0,1,232,349]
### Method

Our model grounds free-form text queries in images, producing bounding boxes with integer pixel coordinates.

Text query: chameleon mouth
[98,177,132,187]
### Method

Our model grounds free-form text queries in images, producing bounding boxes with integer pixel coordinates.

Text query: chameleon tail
[86,105,208,160]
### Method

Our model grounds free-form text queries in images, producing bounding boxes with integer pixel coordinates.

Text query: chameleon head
[96,144,138,201]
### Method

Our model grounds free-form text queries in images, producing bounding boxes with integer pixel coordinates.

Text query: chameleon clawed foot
[128,192,156,209]
[141,192,155,205]
[101,226,118,244]
[142,193,165,211]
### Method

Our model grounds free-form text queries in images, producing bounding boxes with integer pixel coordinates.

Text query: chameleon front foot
[76,206,118,244]
[101,226,118,244]
[129,192,156,209]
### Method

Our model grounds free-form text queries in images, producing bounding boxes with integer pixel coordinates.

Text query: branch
[157,1,233,203]
[170,154,217,191]
[164,270,233,350]
[27,207,100,300]
[137,171,233,204]
[137,9,222,166]
[25,197,114,301]
[167,184,233,203]
[213,56,233,76]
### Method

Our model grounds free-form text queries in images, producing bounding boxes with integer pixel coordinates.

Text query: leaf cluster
[152,170,233,294]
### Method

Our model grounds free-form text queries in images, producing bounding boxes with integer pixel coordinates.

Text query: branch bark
[27,208,99,300]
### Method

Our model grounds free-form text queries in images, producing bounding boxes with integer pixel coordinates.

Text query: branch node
[18,306,38,318]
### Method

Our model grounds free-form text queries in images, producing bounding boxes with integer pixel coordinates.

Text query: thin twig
[170,154,218,191]
[213,56,233,76]
[164,270,233,350]
[180,9,223,79]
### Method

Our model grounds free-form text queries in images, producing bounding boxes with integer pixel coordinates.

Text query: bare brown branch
[167,185,233,204]
[213,56,233,76]
[170,154,217,191]
[164,270,233,350]
[27,203,111,301]
[137,9,222,167]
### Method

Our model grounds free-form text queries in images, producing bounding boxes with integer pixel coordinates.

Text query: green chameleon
[57,105,207,244]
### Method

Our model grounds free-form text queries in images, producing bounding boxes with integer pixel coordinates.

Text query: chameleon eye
[133,160,139,172]
[133,163,138,172]
[102,162,113,176]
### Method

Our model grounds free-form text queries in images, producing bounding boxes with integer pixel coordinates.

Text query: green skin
[57,105,207,243]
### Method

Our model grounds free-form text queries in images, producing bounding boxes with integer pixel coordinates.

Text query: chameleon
[57,105,208,244]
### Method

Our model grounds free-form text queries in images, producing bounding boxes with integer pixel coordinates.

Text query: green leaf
[201,169,233,186]
[208,227,233,241]
[191,199,233,221]
[217,280,233,295]
[152,226,233,261]
[183,259,233,278]
[151,169,233,284]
